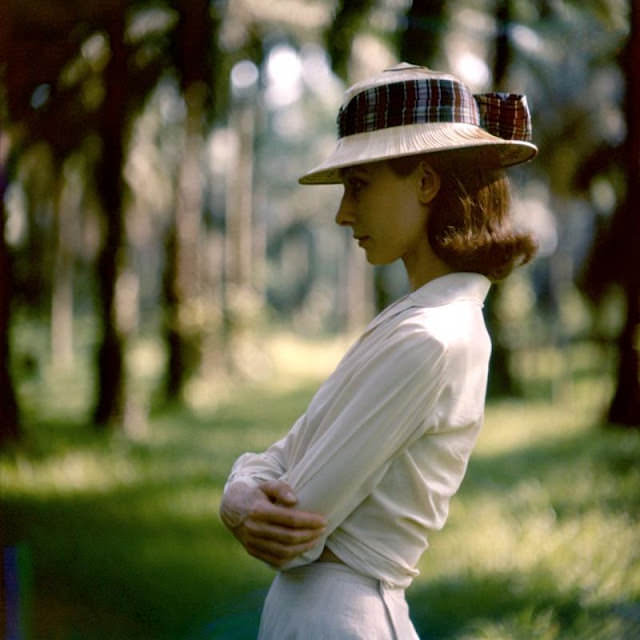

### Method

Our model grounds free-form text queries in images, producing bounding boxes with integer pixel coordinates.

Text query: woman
[219,63,538,639]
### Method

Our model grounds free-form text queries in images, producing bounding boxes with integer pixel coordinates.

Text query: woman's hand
[219,480,327,568]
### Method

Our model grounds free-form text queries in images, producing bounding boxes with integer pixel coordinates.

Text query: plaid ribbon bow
[474,92,532,142]
[337,79,532,143]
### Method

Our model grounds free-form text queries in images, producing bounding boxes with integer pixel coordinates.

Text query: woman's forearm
[219,480,327,568]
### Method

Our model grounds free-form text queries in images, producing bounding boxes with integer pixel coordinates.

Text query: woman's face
[335,161,430,266]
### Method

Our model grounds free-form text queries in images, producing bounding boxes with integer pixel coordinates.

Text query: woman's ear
[417,161,440,205]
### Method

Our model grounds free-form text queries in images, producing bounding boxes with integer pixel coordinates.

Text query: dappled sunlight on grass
[3,332,639,638]
[410,395,640,638]
[1,448,139,494]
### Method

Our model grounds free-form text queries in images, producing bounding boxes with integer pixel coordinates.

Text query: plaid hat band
[337,79,532,143]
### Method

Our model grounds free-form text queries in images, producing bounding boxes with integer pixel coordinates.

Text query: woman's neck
[402,243,453,291]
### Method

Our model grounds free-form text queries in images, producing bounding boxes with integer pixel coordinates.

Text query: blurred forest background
[1,0,639,639]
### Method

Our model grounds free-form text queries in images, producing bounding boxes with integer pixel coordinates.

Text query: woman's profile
[220,62,538,639]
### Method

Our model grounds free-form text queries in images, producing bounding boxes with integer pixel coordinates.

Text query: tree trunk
[51,165,74,368]
[493,0,512,91]
[93,9,128,428]
[163,84,205,400]
[225,97,255,293]
[608,0,640,426]
[399,0,447,67]
[0,137,20,445]
[326,0,377,80]
[609,282,640,426]
[163,0,212,400]
[163,220,182,399]
[485,0,521,398]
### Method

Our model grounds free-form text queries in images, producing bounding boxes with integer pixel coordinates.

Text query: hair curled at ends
[388,153,537,281]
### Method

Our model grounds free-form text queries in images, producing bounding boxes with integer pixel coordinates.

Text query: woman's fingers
[260,480,298,506]
[250,501,327,530]
[245,536,319,566]
[240,498,327,566]
[244,517,325,545]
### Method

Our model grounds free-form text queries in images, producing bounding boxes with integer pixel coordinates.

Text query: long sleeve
[225,321,445,524]
[223,418,300,492]
[280,322,446,546]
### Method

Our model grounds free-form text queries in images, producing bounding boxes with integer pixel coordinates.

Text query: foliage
[325,0,377,80]
[1,331,638,639]
[2,0,638,436]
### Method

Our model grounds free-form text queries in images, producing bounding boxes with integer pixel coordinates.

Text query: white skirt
[257,562,419,640]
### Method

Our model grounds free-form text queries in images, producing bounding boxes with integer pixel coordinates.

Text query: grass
[1,331,639,639]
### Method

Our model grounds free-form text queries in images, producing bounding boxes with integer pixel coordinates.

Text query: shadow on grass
[2,382,322,639]
[3,484,272,638]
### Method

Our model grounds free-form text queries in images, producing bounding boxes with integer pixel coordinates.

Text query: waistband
[280,562,416,640]
[284,561,381,589]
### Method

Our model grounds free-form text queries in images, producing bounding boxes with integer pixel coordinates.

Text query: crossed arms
[219,479,327,568]
[219,324,447,568]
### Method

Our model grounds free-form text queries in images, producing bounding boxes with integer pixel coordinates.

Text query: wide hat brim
[299,122,538,185]
[299,62,538,185]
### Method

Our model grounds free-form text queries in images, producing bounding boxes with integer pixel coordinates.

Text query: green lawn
[2,333,639,639]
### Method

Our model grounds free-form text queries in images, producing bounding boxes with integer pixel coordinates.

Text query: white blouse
[224,272,492,588]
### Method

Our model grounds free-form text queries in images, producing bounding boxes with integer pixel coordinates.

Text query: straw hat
[299,62,538,185]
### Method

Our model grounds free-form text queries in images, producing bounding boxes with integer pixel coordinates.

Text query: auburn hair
[388,154,537,281]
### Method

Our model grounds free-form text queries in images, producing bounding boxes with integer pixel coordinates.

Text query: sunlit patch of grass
[0,448,139,494]
[181,329,352,411]
[263,330,352,385]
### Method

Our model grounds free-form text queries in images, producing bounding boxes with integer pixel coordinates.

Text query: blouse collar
[408,272,491,308]
[364,272,491,336]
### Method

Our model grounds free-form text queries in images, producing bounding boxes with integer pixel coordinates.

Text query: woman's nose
[335,194,355,226]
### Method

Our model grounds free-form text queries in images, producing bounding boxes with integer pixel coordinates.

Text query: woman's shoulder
[394,301,489,357]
